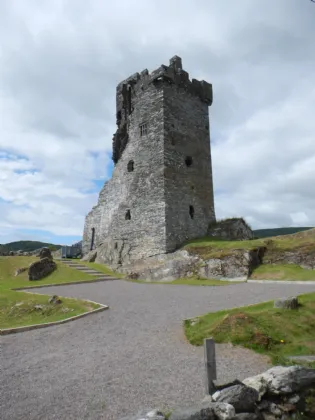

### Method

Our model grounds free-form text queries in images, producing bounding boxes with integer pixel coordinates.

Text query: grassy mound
[0,256,101,330]
[185,292,315,366]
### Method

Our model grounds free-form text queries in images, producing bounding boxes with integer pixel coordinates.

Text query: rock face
[120,250,200,281]
[81,250,97,263]
[274,297,299,310]
[118,247,265,282]
[82,56,216,265]
[208,218,253,241]
[28,257,57,281]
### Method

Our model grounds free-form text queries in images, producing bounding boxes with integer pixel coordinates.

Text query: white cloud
[0,0,314,243]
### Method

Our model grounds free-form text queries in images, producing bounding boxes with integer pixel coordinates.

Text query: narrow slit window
[185,156,193,167]
[127,160,134,172]
[189,205,194,219]
[125,209,131,220]
[140,123,147,136]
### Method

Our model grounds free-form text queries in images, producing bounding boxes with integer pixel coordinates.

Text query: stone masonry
[82,56,216,266]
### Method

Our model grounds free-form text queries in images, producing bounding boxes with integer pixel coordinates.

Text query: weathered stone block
[274,297,299,310]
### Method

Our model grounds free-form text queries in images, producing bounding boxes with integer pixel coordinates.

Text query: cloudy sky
[0,0,314,245]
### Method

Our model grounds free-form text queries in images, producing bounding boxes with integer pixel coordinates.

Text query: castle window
[185,156,193,167]
[127,160,134,172]
[189,205,195,219]
[114,242,118,249]
[140,123,147,136]
[125,209,131,220]
[90,227,95,251]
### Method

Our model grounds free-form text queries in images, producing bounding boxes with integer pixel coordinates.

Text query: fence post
[204,337,217,395]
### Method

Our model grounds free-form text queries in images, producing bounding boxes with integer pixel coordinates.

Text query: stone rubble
[119,366,315,420]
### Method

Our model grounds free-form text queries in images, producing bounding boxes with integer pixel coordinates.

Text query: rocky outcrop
[120,250,200,281]
[28,257,57,281]
[118,247,265,282]
[208,218,253,241]
[263,246,315,270]
[120,366,315,420]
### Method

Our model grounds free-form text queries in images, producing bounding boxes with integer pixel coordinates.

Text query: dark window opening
[127,160,134,172]
[125,209,131,220]
[140,123,147,136]
[171,124,175,128]
[185,156,193,167]
[90,227,95,251]
[189,205,195,219]
[127,86,132,115]
[114,242,118,249]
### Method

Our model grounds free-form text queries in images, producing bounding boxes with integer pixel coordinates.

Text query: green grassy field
[185,292,315,366]
[0,256,101,330]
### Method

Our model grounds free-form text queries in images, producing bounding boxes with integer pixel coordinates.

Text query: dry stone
[207,218,253,241]
[274,297,299,310]
[28,257,56,281]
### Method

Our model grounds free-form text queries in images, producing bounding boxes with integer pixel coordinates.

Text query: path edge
[0,299,109,336]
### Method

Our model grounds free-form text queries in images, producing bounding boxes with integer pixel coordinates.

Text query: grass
[78,261,125,278]
[184,291,315,367]
[251,264,315,281]
[184,229,315,259]
[0,256,102,329]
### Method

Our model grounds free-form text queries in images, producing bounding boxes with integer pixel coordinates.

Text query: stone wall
[120,366,315,420]
[208,218,253,241]
[82,56,216,266]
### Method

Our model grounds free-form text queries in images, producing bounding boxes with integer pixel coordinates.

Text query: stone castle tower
[82,56,216,266]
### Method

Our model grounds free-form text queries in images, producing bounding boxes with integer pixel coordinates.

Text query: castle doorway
[90,227,95,250]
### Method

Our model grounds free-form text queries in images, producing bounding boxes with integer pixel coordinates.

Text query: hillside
[0,240,62,253]
[253,227,313,238]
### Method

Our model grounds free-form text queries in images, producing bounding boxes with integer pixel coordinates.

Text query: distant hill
[0,240,62,253]
[253,227,313,239]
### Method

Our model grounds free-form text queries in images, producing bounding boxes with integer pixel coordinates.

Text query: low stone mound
[28,257,56,281]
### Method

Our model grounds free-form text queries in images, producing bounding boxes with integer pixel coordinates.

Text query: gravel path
[2,281,315,420]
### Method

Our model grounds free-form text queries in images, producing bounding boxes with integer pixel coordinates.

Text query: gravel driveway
[2,280,315,420]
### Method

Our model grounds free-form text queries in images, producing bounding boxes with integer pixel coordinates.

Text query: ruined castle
[82,56,216,266]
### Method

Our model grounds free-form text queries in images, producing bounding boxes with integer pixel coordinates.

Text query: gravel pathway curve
[2,281,315,420]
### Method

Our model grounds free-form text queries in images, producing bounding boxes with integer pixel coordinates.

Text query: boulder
[48,295,62,304]
[28,257,57,280]
[274,297,299,310]
[243,366,315,397]
[81,250,97,262]
[207,218,253,241]
[212,384,259,413]
[39,247,53,260]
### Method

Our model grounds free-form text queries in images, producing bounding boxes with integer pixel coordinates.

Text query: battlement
[116,56,213,106]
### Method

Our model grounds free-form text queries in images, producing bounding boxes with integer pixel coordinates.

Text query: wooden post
[204,337,217,395]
